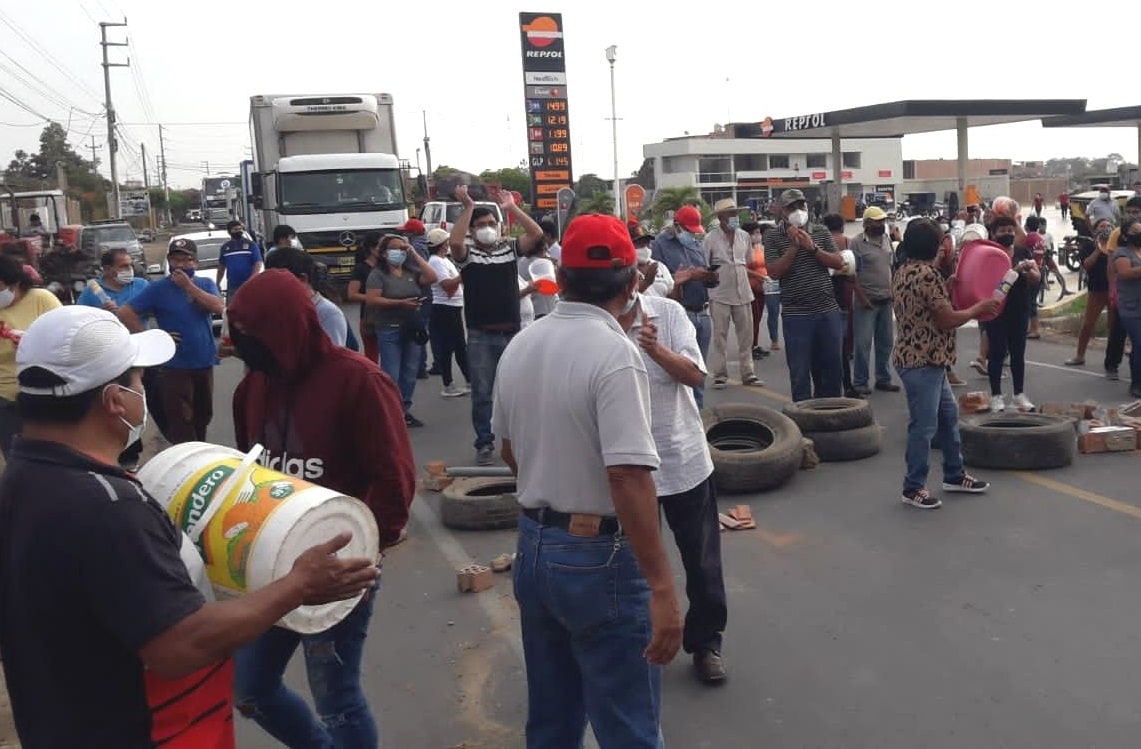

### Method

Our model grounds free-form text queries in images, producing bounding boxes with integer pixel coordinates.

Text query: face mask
[474,226,499,246]
[996,234,1016,248]
[788,209,809,227]
[1097,229,1112,241]
[230,232,244,241]
[678,230,698,249]
[116,270,134,284]
[635,246,652,263]
[112,384,147,450]
[289,237,303,249]
[620,291,639,317]
[727,217,740,230]
[866,225,885,238]
[386,249,407,266]
[231,329,280,375]
[0,289,15,308]
[1101,193,1111,201]
[1126,234,1141,247]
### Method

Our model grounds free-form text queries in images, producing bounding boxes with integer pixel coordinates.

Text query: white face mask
[116,270,134,285]
[474,226,499,246]
[635,246,652,264]
[788,209,809,227]
[0,289,15,308]
[620,290,639,316]
[111,384,148,450]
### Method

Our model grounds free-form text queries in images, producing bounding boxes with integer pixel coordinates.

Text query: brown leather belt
[521,507,621,537]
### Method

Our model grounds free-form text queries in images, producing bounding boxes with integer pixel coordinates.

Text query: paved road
[140,298,1138,749]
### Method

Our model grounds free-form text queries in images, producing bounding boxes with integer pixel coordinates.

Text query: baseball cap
[674,205,703,233]
[629,224,656,245]
[862,206,888,222]
[398,218,426,235]
[426,228,450,248]
[168,237,198,257]
[780,189,807,206]
[17,306,175,396]
[560,214,637,270]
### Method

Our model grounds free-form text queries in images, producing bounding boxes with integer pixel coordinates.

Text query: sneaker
[942,475,990,494]
[1011,392,1035,411]
[693,650,727,684]
[441,384,468,398]
[1106,368,1120,381]
[1063,357,1085,367]
[742,375,764,387]
[947,371,967,387]
[969,359,987,375]
[852,384,872,396]
[713,376,728,389]
[989,394,1006,412]
[901,487,942,509]
[404,413,425,428]
[751,346,769,359]
[875,382,901,393]
[770,341,781,351]
[476,445,495,465]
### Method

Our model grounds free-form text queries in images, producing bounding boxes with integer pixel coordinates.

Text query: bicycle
[1037,264,1071,305]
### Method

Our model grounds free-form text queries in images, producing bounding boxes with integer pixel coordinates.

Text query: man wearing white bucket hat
[0,305,380,749]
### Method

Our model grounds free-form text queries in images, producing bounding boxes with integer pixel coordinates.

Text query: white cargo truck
[248,93,407,281]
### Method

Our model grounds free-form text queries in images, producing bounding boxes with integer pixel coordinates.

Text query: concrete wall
[909,159,1011,180]
[1009,179,1069,207]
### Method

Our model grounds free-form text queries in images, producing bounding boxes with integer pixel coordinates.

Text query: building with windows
[643,124,904,213]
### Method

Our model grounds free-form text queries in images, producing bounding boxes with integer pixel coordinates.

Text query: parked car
[76,220,147,275]
[420,201,504,234]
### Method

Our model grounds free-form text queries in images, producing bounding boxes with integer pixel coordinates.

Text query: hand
[673,267,700,284]
[401,297,421,309]
[497,189,516,211]
[637,320,661,356]
[644,588,683,665]
[642,261,659,286]
[973,298,1001,318]
[455,184,474,208]
[101,299,118,312]
[291,532,380,606]
[171,269,193,291]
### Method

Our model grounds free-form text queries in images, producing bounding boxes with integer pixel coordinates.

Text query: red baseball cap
[398,218,426,235]
[674,205,703,233]
[560,214,637,269]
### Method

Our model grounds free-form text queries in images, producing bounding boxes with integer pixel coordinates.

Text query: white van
[420,201,504,234]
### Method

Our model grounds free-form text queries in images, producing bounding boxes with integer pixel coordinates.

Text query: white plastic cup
[530,258,558,295]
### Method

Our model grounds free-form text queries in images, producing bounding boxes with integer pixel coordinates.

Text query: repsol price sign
[520,12,575,211]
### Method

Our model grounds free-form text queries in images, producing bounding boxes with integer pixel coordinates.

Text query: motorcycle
[1058,234,1088,273]
[39,248,99,305]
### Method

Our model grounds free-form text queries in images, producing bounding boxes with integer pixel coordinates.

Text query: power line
[0,9,103,108]
[0,51,96,116]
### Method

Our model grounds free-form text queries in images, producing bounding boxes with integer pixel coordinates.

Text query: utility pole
[100,20,129,219]
[422,110,433,199]
[141,142,154,231]
[86,136,101,166]
[201,160,210,175]
[158,125,172,227]
[606,46,621,218]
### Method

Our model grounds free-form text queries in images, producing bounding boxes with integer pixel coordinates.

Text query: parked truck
[201,174,239,226]
[248,93,407,281]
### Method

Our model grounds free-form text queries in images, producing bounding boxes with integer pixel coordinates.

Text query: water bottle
[86,279,111,305]
[992,269,1019,302]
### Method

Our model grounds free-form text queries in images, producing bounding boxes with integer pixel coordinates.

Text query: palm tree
[574,192,616,217]
[651,186,709,229]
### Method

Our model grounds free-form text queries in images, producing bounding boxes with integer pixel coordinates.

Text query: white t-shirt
[519,275,535,328]
[428,255,464,307]
[547,241,562,264]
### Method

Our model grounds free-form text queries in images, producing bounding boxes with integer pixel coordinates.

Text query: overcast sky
[3,0,1140,190]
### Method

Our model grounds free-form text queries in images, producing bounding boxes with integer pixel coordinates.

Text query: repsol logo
[185,467,233,526]
[260,452,325,480]
[784,113,827,131]
[525,50,563,58]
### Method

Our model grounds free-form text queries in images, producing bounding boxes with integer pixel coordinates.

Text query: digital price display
[519,12,575,211]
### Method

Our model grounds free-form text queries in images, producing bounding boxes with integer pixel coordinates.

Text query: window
[698,156,732,183]
[769,154,790,169]
[736,154,767,171]
[662,156,686,174]
[903,161,915,179]
[700,190,732,206]
[278,168,405,214]
[842,152,861,169]
[805,153,827,169]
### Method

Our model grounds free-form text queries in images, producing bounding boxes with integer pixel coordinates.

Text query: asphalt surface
[128,294,1137,749]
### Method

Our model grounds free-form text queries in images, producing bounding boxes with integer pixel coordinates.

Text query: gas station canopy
[1042,105,1141,130]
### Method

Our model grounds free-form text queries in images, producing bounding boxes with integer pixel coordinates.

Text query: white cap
[426,228,450,248]
[960,223,988,243]
[17,306,175,396]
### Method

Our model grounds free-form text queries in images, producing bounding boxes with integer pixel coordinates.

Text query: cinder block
[456,564,494,593]
[959,391,989,414]
[1079,426,1137,454]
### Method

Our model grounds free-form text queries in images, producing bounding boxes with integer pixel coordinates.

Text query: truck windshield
[279,169,405,214]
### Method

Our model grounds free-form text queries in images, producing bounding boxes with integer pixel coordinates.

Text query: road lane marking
[1026,359,1108,378]
[1012,471,1141,521]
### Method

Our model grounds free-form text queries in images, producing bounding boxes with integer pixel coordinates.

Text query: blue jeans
[782,311,844,402]
[417,298,433,374]
[1120,314,1141,384]
[898,366,966,493]
[234,588,378,748]
[765,293,781,344]
[467,328,514,449]
[377,327,421,412]
[686,311,712,409]
[514,515,663,749]
[852,301,895,388]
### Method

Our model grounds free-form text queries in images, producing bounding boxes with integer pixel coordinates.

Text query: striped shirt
[763,222,840,315]
[457,240,521,330]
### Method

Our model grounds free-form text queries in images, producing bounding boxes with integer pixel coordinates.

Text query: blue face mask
[678,230,698,249]
[179,267,195,278]
[386,249,408,267]
[727,217,740,230]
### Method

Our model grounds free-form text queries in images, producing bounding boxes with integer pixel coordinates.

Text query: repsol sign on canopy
[783,113,828,132]
[519,12,567,73]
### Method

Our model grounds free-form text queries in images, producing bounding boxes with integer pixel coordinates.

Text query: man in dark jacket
[226,269,417,747]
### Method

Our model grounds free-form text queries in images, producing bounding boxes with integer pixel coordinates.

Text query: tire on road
[803,424,883,462]
[959,413,1076,470]
[783,397,875,433]
[703,403,804,494]
[440,477,520,531]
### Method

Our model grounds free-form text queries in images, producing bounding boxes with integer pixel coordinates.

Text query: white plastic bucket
[138,442,380,634]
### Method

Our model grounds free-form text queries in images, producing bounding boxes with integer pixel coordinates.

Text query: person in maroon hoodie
[226,269,416,748]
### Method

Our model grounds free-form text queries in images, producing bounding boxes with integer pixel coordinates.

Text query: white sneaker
[990,394,1006,412]
[441,384,468,398]
[1011,393,1035,412]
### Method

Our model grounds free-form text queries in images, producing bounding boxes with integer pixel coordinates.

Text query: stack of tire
[702,403,804,494]
[782,398,882,462]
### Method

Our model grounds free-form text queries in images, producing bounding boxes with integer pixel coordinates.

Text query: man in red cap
[649,204,716,407]
[493,213,682,748]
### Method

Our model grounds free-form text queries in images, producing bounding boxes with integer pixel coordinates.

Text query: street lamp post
[606,45,620,219]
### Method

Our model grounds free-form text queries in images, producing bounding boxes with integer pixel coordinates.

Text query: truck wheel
[783,397,874,433]
[803,424,883,462]
[440,478,519,531]
[703,403,803,494]
[959,413,1076,470]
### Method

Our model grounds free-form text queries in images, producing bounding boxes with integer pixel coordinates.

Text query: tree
[629,158,655,190]
[4,122,109,221]
[574,173,609,199]
[651,186,708,227]
[574,192,615,216]
[479,167,531,201]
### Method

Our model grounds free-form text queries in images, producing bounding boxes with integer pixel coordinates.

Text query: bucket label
[167,459,318,593]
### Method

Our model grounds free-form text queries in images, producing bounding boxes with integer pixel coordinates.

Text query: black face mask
[231,329,280,375]
[1126,234,1141,247]
[866,225,885,238]
[995,234,1015,248]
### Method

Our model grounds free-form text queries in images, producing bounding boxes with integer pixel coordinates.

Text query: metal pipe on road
[446,466,515,478]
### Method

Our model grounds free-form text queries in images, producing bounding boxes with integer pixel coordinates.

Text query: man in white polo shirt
[492,213,682,748]
[622,290,727,684]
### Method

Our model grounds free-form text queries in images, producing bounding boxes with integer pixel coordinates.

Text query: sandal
[1063,357,1085,366]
